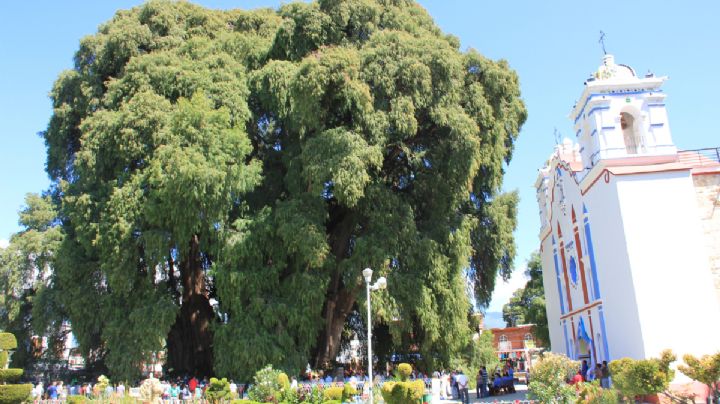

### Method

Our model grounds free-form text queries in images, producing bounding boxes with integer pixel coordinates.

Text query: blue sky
[1,1,719,318]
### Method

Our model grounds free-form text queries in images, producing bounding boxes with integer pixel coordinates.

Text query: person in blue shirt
[47,382,58,400]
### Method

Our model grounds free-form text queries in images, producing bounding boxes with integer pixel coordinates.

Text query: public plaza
[1,1,719,404]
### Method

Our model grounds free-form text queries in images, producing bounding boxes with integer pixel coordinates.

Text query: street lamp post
[362,268,386,404]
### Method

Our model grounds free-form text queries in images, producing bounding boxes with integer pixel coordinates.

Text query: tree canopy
[41,0,525,380]
[502,252,549,346]
[0,194,64,369]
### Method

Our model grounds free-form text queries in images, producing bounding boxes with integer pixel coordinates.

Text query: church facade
[535,54,720,370]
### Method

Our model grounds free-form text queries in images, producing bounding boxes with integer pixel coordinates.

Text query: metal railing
[678,147,720,167]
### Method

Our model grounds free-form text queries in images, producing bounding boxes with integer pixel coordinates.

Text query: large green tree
[43,0,525,380]
[0,194,64,369]
[502,252,549,346]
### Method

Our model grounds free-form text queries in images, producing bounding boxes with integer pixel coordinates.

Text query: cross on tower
[599,31,607,55]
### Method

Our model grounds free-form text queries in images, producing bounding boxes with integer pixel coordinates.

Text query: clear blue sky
[1,1,719,315]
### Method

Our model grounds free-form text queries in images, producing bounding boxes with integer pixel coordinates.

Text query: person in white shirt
[455,370,469,404]
[117,382,125,397]
[229,380,238,398]
[32,382,43,399]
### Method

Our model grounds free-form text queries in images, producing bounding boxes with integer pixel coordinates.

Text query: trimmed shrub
[528,352,578,404]
[66,396,87,404]
[248,365,283,402]
[610,351,675,401]
[0,332,30,404]
[323,386,343,401]
[578,381,618,404]
[381,380,424,404]
[0,370,22,384]
[397,363,412,381]
[0,384,32,404]
[205,377,232,403]
[0,334,17,351]
[381,381,396,402]
[277,372,290,391]
[341,384,357,402]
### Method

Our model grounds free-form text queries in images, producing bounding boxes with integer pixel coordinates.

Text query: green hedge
[322,400,341,404]
[381,380,425,404]
[66,396,87,404]
[323,386,343,401]
[0,384,32,404]
[0,333,16,351]
[0,351,7,368]
[0,369,22,384]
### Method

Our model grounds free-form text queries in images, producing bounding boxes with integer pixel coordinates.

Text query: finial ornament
[599,31,607,55]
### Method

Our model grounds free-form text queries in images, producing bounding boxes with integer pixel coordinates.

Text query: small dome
[594,54,636,81]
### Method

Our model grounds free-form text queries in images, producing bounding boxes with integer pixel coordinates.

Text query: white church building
[535,54,720,375]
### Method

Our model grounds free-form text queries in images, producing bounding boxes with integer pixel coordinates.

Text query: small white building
[535,54,720,374]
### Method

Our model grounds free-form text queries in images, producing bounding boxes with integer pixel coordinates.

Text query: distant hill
[483,311,505,329]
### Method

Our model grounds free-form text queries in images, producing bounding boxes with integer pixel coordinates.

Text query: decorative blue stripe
[553,247,566,314]
[576,129,581,137]
[590,129,597,137]
[601,126,615,130]
[598,306,610,361]
[647,103,665,107]
[650,123,664,128]
[583,205,601,300]
[563,320,571,357]
[573,90,662,123]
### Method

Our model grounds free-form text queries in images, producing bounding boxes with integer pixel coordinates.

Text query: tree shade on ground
[41,0,525,380]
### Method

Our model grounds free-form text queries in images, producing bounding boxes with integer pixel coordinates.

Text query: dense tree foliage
[502,252,548,346]
[0,194,64,369]
[42,0,525,380]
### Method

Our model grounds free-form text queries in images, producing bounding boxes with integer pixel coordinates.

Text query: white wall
[616,171,720,359]
[581,174,646,360]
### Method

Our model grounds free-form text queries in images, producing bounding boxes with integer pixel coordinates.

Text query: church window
[569,256,578,284]
[620,112,639,154]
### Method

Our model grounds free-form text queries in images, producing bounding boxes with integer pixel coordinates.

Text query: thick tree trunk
[314,287,356,369]
[313,206,360,368]
[166,235,214,376]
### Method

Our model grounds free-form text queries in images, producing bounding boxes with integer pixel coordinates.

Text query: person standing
[47,382,58,400]
[455,370,469,404]
[480,366,489,398]
[475,369,482,399]
[600,361,611,388]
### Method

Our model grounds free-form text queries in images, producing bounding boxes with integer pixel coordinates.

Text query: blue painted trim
[579,147,585,152]
[574,90,662,123]
[647,103,665,107]
[583,206,602,300]
[598,307,611,361]
[650,123,664,128]
[553,247,566,314]
[601,126,615,130]
[576,129,581,137]
[563,320,571,357]
[590,129,597,137]
[587,106,610,119]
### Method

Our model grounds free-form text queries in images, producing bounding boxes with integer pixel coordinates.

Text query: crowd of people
[569,359,611,388]
[28,375,247,402]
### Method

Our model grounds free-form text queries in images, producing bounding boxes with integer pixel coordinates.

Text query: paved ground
[437,384,530,403]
